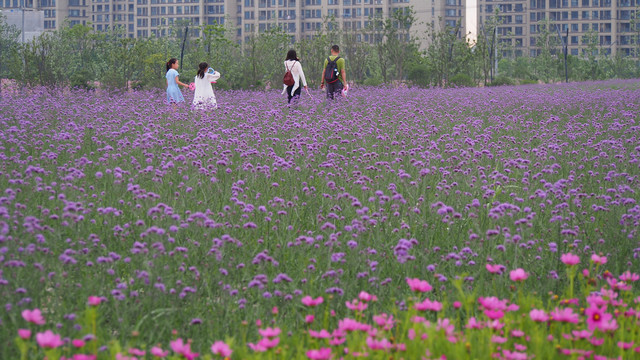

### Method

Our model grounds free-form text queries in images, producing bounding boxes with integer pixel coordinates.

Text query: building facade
[1,0,638,56]
[476,0,640,57]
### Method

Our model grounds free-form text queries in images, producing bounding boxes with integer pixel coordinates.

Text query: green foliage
[406,62,430,88]
[362,76,383,86]
[488,75,515,86]
[449,73,475,88]
[519,79,538,85]
[2,12,639,90]
[0,13,20,80]
[423,18,475,87]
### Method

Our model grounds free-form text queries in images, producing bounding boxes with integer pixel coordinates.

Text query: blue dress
[166,68,185,103]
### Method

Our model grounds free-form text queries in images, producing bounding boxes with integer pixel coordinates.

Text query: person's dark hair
[286,49,298,61]
[166,58,178,72]
[197,62,209,79]
[331,45,340,53]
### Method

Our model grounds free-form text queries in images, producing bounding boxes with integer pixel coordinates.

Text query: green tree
[242,26,290,89]
[532,19,561,83]
[296,18,335,88]
[423,18,464,86]
[0,13,21,95]
[58,23,101,89]
[192,21,241,89]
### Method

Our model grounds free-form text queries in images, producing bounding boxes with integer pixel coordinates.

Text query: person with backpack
[320,45,347,100]
[282,49,307,104]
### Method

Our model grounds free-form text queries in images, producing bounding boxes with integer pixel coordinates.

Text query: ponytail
[197,62,208,79]
[166,58,178,72]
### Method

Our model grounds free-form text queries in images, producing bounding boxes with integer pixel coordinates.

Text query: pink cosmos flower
[366,337,392,350]
[258,327,281,338]
[22,308,46,325]
[550,307,579,323]
[70,355,97,360]
[309,329,331,339]
[306,348,332,360]
[210,341,232,357]
[36,330,64,349]
[411,316,427,324]
[247,343,267,352]
[257,337,280,349]
[170,338,199,360]
[18,329,31,339]
[486,263,505,274]
[436,318,455,336]
[591,254,607,265]
[453,301,461,309]
[560,253,580,266]
[617,341,634,350]
[305,315,315,324]
[338,318,370,332]
[466,317,483,329]
[491,335,507,344]
[571,330,592,339]
[586,305,613,331]
[620,271,640,282]
[529,309,549,322]
[507,304,520,312]
[598,318,619,332]
[415,298,442,312]
[406,278,433,292]
[301,296,324,307]
[72,339,86,348]
[88,296,102,306]
[345,299,368,311]
[478,296,509,311]
[150,346,169,357]
[502,350,529,360]
[129,348,146,356]
[115,354,136,360]
[509,268,528,282]
[358,291,378,302]
[372,313,395,330]
[484,309,505,320]
[487,319,505,330]
[587,293,608,307]
[513,344,527,352]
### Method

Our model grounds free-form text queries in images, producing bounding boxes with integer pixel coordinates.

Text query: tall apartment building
[475,0,640,57]
[1,0,638,56]
[1,0,451,41]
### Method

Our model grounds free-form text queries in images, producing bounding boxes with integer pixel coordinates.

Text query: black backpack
[324,56,340,84]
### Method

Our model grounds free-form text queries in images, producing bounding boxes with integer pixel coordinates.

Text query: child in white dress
[192,62,221,109]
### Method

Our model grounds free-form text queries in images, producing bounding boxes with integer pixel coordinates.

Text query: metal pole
[21,1,25,43]
[494,25,498,78]
[564,28,568,83]
[179,25,188,71]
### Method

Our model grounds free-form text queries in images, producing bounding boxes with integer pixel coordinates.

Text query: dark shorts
[325,81,344,99]
[286,85,302,103]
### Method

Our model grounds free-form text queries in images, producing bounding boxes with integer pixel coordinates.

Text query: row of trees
[1,9,639,91]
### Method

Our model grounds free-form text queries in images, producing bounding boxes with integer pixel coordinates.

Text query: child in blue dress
[165,58,188,104]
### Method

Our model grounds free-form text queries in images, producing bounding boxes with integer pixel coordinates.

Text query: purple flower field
[1,81,639,359]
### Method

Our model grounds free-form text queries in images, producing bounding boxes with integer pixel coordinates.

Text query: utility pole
[179,25,188,71]
[21,0,25,43]
[494,25,498,78]
[555,24,568,83]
